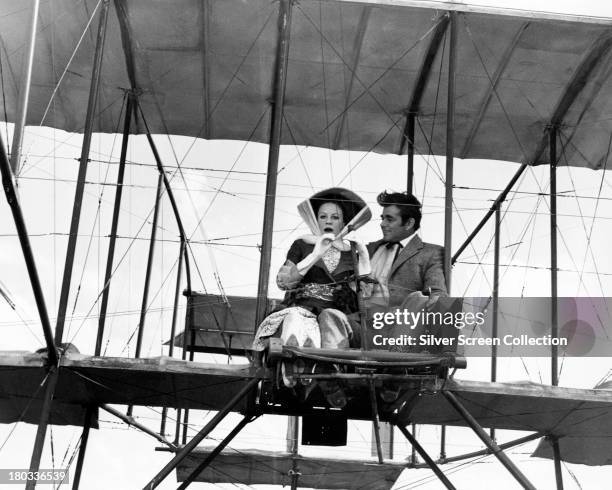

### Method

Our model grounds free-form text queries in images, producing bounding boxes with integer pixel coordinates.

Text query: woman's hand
[313,232,335,258]
[276,261,302,290]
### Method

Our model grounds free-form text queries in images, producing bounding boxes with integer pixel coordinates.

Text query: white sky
[1,0,612,489]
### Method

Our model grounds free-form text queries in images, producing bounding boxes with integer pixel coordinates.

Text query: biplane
[1,0,612,489]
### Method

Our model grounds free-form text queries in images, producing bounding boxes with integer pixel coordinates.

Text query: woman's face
[317,202,344,236]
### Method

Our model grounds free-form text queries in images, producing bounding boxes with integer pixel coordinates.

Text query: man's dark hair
[377,191,422,230]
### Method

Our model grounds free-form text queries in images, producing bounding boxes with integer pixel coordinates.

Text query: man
[367,191,447,307]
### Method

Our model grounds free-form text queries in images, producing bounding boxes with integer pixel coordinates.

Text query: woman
[253,187,371,351]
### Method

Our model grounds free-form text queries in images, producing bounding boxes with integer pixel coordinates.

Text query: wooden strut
[55,0,110,345]
[442,390,537,490]
[369,381,384,464]
[396,424,456,490]
[549,127,563,490]
[490,203,501,441]
[254,0,293,328]
[160,238,185,436]
[177,415,255,490]
[9,0,40,174]
[143,378,259,490]
[441,10,457,462]
[409,432,544,467]
[96,93,135,356]
[26,3,112,487]
[127,173,163,418]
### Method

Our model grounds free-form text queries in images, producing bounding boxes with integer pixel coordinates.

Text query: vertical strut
[0,128,56,364]
[26,367,59,490]
[549,128,563,490]
[55,0,111,344]
[440,11,457,461]
[490,203,501,440]
[549,127,559,387]
[10,0,41,174]
[128,173,163,417]
[255,0,293,327]
[406,113,415,194]
[369,381,384,464]
[71,407,95,490]
[96,93,134,355]
[134,174,163,360]
[288,416,300,490]
[443,10,456,292]
[160,239,185,436]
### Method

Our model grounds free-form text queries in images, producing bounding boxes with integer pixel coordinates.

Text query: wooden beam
[328,0,612,26]
[530,30,612,165]
[397,14,449,155]
[255,0,293,327]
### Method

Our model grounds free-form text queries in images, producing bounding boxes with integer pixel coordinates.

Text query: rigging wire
[296,5,445,140]
[167,3,275,167]
[37,0,102,129]
[66,95,125,339]
[317,1,334,181]
[0,370,49,454]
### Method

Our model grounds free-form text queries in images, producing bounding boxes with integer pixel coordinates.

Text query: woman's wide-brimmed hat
[298,187,372,236]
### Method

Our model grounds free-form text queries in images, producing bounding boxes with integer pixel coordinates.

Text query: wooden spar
[134,174,163,361]
[530,30,612,166]
[332,6,371,150]
[9,0,40,174]
[369,381,384,464]
[398,15,450,191]
[406,114,414,193]
[442,390,537,490]
[177,415,253,490]
[398,14,449,156]
[460,22,529,158]
[490,203,501,441]
[396,424,457,490]
[451,163,527,264]
[440,9,457,461]
[254,0,293,327]
[96,94,135,356]
[0,134,56,365]
[128,173,162,417]
[160,238,185,436]
[288,416,299,490]
[412,432,544,467]
[71,408,94,490]
[101,405,177,450]
[26,367,59,490]
[549,127,564,490]
[55,0,110,344]
[143,378,259,490]
[552,436,564,490]
[443,10,456,293]
[139,106,193,293]
[329,0,612,26]
[549,127,558,387]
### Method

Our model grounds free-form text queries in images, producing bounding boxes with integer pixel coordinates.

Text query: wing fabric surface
[0,0,611,168]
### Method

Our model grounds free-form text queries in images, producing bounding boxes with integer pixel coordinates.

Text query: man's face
[380,205,415,242]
